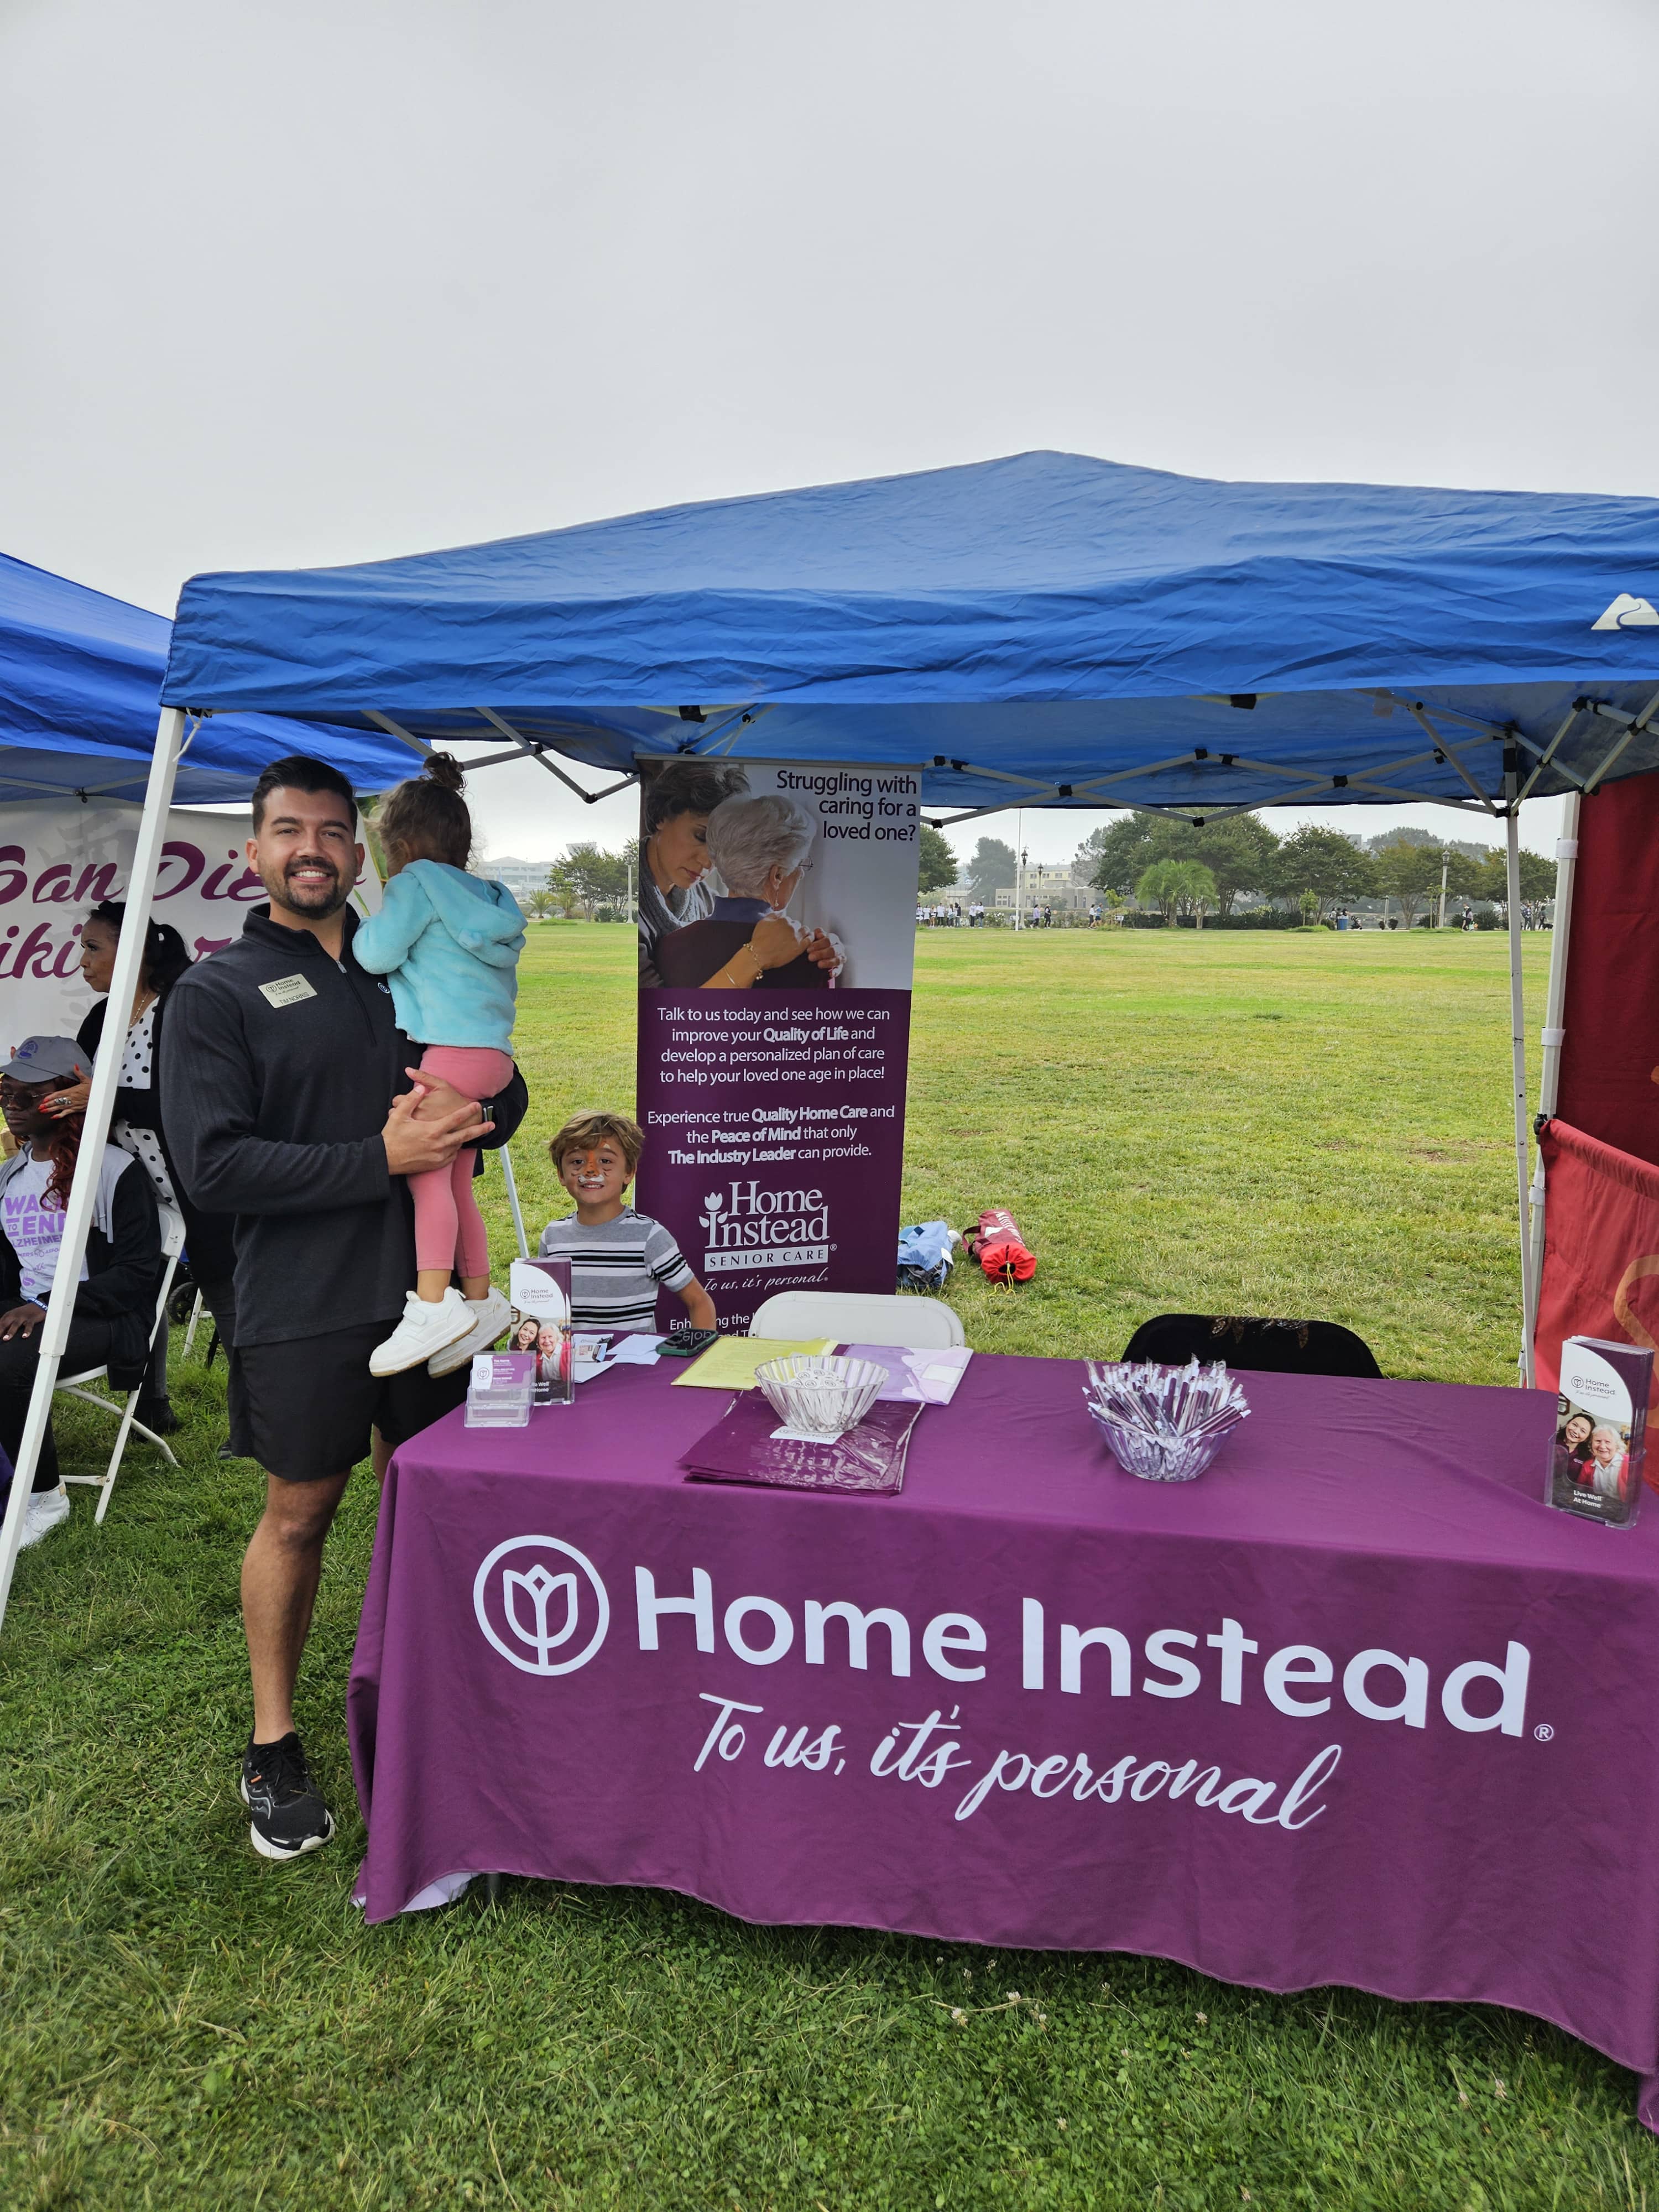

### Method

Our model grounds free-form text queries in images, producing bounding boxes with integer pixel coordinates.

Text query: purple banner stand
[349,1355,1659,2133]
[635,989,911,1333]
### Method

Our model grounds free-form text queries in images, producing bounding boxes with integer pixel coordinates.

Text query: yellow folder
[671,1335,839,1389]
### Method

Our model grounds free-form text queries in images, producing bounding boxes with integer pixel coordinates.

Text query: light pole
[1015,845,1029,930]
[1437,853,1448,930]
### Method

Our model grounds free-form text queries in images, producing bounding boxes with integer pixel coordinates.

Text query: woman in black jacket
[46,901,237,1431]
[1,1041,161,1546]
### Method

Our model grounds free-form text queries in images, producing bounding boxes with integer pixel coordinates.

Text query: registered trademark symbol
[1533,1723,1554,1742]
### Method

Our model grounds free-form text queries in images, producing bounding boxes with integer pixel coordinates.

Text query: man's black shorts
[228,1321,468,1481]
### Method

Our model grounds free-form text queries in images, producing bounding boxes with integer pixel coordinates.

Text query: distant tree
[1082,812,1191,895]
[550,842,630,916]
[524,889,559,922]
[1135,857,1217,925]
[1268,826,1376,919]
[962,836,1018,902]
[1175,859,1220,927]
[1468,848,1556,907]
[1192,815,1280,919]
[1371,837,1444,927]
[1135,859,1186,924]
[917,826,959,894]
[1083,809,1277,916]
[1365,826,1493,865]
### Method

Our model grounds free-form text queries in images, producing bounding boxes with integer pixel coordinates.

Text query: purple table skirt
[348,1353,1659,2130]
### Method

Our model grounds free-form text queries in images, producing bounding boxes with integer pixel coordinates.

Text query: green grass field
[9,921,1655,2212]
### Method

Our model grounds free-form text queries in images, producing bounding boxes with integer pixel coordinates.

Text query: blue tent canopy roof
[1,550,418,807]
[161,452,1659,813]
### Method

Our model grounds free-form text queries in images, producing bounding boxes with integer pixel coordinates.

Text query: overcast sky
[6,0,1654,865]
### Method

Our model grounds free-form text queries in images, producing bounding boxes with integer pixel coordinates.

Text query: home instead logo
[698,1180,830,1275]
[472,1535,610,1676]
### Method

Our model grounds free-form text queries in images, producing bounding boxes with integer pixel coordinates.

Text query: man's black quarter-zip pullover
[161,905,426,1347]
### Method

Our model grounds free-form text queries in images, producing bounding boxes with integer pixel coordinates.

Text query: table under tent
[8,450,1659,1619]
[0,551,419,1619]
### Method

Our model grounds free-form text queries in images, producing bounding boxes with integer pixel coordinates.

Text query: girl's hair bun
[423,750,465,794]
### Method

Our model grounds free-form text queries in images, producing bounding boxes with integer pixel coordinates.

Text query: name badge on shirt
[259,974,317,1008]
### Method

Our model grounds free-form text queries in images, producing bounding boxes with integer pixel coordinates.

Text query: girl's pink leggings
[409,1045,516,1278]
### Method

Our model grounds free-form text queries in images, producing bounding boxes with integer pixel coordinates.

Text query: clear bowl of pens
[1082,1358,1251,1482]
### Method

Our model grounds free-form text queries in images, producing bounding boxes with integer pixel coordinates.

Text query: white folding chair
[749,1290,966,1349]
[60,1203,184,1523]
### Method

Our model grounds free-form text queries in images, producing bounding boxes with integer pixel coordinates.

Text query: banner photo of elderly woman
[632,755,925,1332]
[655,794,842,991]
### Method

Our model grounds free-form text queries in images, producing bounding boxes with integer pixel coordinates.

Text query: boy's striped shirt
[535,1206,692,1330]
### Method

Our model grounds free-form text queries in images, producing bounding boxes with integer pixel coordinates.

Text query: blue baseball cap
[1,1036,93,1084]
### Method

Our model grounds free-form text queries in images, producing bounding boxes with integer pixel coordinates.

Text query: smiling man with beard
[162,755,526,1860]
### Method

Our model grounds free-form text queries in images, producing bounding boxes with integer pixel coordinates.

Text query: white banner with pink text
[1,799,382,1057]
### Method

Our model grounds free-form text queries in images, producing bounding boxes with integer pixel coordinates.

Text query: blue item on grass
[897,1220,956,1293]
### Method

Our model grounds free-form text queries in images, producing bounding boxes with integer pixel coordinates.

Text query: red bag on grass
[967,1208,1036,1284]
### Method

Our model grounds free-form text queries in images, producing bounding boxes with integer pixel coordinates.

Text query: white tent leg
[1504,773,1538,1387]
[0,708,187,1635]
[1526,793,1581,1314]
[498,1142,530,1260]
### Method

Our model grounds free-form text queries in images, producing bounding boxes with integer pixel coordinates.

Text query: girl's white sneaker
[427,1287,514,1376]
[370,1288,476,1377]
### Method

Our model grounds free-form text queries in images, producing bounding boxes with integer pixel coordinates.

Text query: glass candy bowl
[1083,1358,1251,1482]
[755,1354,889,1439]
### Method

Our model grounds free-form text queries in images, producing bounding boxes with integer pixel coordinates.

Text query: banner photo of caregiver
[634,757,923,1333]
[636,759,920,994]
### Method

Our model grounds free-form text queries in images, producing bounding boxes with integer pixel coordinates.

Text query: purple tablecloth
[348,1353,1659,2127]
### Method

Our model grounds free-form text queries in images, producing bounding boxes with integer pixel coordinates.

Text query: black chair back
[1120,1312,1383,1379]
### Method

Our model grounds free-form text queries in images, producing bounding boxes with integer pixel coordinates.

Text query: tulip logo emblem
[473,1535,609,1676]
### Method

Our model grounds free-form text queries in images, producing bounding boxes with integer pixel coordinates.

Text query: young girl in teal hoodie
[353,755,525,1377]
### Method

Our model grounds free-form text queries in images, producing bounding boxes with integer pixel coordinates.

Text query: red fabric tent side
[1555,768,1659,1169]
[1536,1121,1659,1449]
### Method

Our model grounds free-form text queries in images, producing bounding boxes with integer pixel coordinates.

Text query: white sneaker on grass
[427,1286,514,1377]
[369,1288,476,1378]
[19,1485,70,1548]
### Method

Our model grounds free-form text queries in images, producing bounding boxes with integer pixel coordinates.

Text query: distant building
[994,864,1093,914]
[482,855,555,899]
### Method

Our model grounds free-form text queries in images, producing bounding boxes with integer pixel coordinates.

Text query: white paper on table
[574,1332,665,1383]
[842,1343,973,1405]
[608,1333,665,1365]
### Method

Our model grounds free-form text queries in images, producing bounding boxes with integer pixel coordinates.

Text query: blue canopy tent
[0,554,422,1627]
[160,451,1659,823]
[12,452,1658,1628]
[156,450,1659,1371]
[0,549,418,806]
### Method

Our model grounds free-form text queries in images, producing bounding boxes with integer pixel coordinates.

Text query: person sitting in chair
[0,1036,161,1549]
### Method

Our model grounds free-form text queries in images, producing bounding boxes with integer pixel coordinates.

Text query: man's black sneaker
[135,1395,180,1436]
[240,1733,336,1860]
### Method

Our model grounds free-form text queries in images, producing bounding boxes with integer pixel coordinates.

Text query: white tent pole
[497,1143,530,1260]
[0,708,187,1636]
[1503,759,1537,1387]
[1526,791,1582,1331]
[1536,791,1580,1124]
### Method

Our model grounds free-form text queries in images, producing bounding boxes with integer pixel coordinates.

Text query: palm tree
[1135,858,1217,927]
